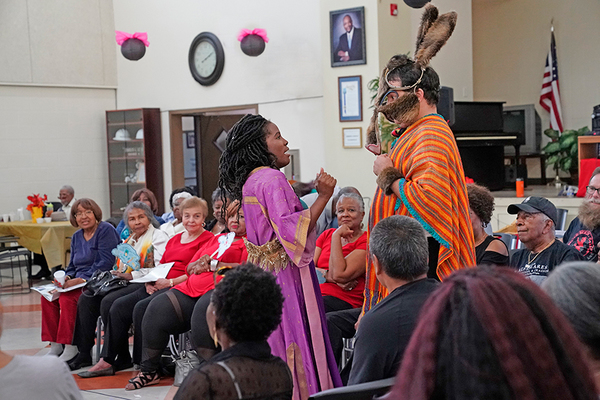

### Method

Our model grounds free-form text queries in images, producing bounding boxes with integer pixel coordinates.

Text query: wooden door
[194,114,246,208]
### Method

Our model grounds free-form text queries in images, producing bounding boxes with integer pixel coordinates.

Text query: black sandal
[125,371,160,390]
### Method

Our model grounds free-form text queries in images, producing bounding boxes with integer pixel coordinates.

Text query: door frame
[168,105,257,192]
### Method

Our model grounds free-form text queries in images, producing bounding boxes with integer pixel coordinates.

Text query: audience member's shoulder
[97,220,117,233]
[555,239,585,260]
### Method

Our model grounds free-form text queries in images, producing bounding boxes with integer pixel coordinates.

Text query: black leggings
[140,289,216,373]
[323,296,353,313]
[72,283,143,355]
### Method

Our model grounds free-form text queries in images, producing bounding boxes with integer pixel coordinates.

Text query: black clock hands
[201,52,214,63]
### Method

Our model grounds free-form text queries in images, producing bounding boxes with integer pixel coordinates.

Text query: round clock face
[189,32,225,86]
[194,41,217,77]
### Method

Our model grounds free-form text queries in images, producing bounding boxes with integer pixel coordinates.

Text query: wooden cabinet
[578,136,600,164]
[106,108,164,218]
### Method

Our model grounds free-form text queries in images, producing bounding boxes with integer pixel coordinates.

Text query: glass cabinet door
[107,110,146,217]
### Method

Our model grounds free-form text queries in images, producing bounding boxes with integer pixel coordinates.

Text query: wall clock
[188,32,225,86]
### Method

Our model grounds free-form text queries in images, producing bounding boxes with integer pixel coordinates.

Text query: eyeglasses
[380,90,401,106]
[75,210,94,219]
[586,186,600,196]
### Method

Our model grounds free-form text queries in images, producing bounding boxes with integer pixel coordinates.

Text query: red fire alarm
[390,3,398,16]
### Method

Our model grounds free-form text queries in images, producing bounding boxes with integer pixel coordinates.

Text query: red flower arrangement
[26,193,47,212]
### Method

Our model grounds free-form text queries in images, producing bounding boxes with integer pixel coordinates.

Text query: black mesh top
[175,341,293,400]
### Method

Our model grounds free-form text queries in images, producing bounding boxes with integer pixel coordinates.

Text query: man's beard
[376,93,420,128]
[578,199,600,230]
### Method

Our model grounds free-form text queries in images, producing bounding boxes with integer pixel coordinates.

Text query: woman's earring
[212,330,219,348]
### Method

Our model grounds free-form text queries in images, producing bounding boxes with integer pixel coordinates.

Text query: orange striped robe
[364,114,475,312]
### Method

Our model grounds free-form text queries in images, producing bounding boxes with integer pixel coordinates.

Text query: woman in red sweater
[126,202,248,390]
[315,192,367,312]
[79,196,213,377]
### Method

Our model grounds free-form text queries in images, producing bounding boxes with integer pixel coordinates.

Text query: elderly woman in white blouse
[160,192,192,237]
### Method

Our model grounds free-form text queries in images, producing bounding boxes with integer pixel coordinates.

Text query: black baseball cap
[507,196,557,225]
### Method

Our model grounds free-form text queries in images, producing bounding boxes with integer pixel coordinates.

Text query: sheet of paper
[31,281,86,302]
[130,262,174,283]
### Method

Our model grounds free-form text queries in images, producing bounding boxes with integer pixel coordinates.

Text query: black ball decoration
[121,38,146,61]
[240,34,266,57]
[403,0,431,8]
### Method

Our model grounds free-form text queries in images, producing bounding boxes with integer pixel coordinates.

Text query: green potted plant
[543,126,590,184]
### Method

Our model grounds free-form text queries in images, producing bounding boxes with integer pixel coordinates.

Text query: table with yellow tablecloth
[0,221,77,267]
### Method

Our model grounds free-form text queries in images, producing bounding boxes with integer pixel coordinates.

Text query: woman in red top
[79,197,213,378]
[315,192,367,312]
[126,202,248,390]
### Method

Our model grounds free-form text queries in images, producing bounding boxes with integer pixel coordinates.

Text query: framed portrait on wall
[338,75,362,121]
[330,6,366,67]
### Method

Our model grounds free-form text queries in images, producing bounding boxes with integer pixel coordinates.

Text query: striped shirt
[364,114,475,312]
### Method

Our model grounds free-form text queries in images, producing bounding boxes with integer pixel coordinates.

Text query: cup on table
[36,217,44,224]
[44,217,52,223]
[54,271,66,286]
[2,214,9,222]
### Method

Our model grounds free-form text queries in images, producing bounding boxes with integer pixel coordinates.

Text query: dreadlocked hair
[218,114,275,208]
[388,266,598,400]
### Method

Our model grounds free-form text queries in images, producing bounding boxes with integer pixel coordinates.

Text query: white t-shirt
[59,198,77,220]
[0,355,83,399]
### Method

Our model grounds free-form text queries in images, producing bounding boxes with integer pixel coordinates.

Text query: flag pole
[548,19,563,187]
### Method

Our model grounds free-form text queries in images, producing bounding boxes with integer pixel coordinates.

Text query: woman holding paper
[68,201,169,370]
[77,197,213,377]
[125,202,247,390]
[41,198,120,362]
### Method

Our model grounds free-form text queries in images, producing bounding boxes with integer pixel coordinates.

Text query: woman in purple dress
[219,114,342,399]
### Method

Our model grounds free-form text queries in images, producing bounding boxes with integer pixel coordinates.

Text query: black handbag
[82,270,128,297]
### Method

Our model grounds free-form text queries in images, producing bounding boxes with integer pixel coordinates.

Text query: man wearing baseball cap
[508,196,582,285]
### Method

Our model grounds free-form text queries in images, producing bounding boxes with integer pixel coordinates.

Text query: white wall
[0,0,117,217]
[320,0,473,202]
[473,0,600,137]
[0,86,115,216]
[112,0,327,204]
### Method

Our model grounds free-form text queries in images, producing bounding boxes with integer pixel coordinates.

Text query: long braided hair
[388,267,597,400]
[218,114,275,206]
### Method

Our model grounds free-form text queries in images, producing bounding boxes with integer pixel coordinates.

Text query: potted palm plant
[543,126,590,185]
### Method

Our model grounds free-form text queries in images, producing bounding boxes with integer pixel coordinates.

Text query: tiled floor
[0,266,180,399]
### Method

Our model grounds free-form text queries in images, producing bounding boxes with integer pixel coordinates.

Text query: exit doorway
[169,105,257,214]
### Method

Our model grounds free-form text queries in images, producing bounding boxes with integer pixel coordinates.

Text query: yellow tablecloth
[0,221,78,267]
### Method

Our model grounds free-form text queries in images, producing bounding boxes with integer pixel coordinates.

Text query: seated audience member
[116,188,165,239]
[508,197,582,284]
[542,261,600,391]
[68,201,168,370]
[384,267,597,400]
[348,215,439,385]
[292,180,315,197]
[56,185,76,217]
[564,168,600,261]
[160,191,193,237]
[126,203,248,390]
[467,183,509,265]
[315,192,367,312]
[328,186,362,229]
[175,264,293,400]
[0,304,83,400]
[301,185,341,236]
[33,185,78,279]
[41,199,119,362]
[161,187,196,223]
[79,197,214,378]
[204,188,228,234]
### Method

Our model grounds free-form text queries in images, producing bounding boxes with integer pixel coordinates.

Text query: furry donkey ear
[415,4,439,53]
[414,10,457,69]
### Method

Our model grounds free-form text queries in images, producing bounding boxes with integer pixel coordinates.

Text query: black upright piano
[450,101,523,191]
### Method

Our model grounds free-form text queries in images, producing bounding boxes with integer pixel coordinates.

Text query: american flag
[539,31,564,132]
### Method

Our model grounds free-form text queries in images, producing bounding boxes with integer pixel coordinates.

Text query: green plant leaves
[543,141,561,154]
[544,128,560,140]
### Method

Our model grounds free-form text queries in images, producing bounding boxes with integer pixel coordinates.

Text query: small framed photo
[338,75,362,122]
[330,7,366,67]
[186,131,195,148]
[342,127,362,149]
